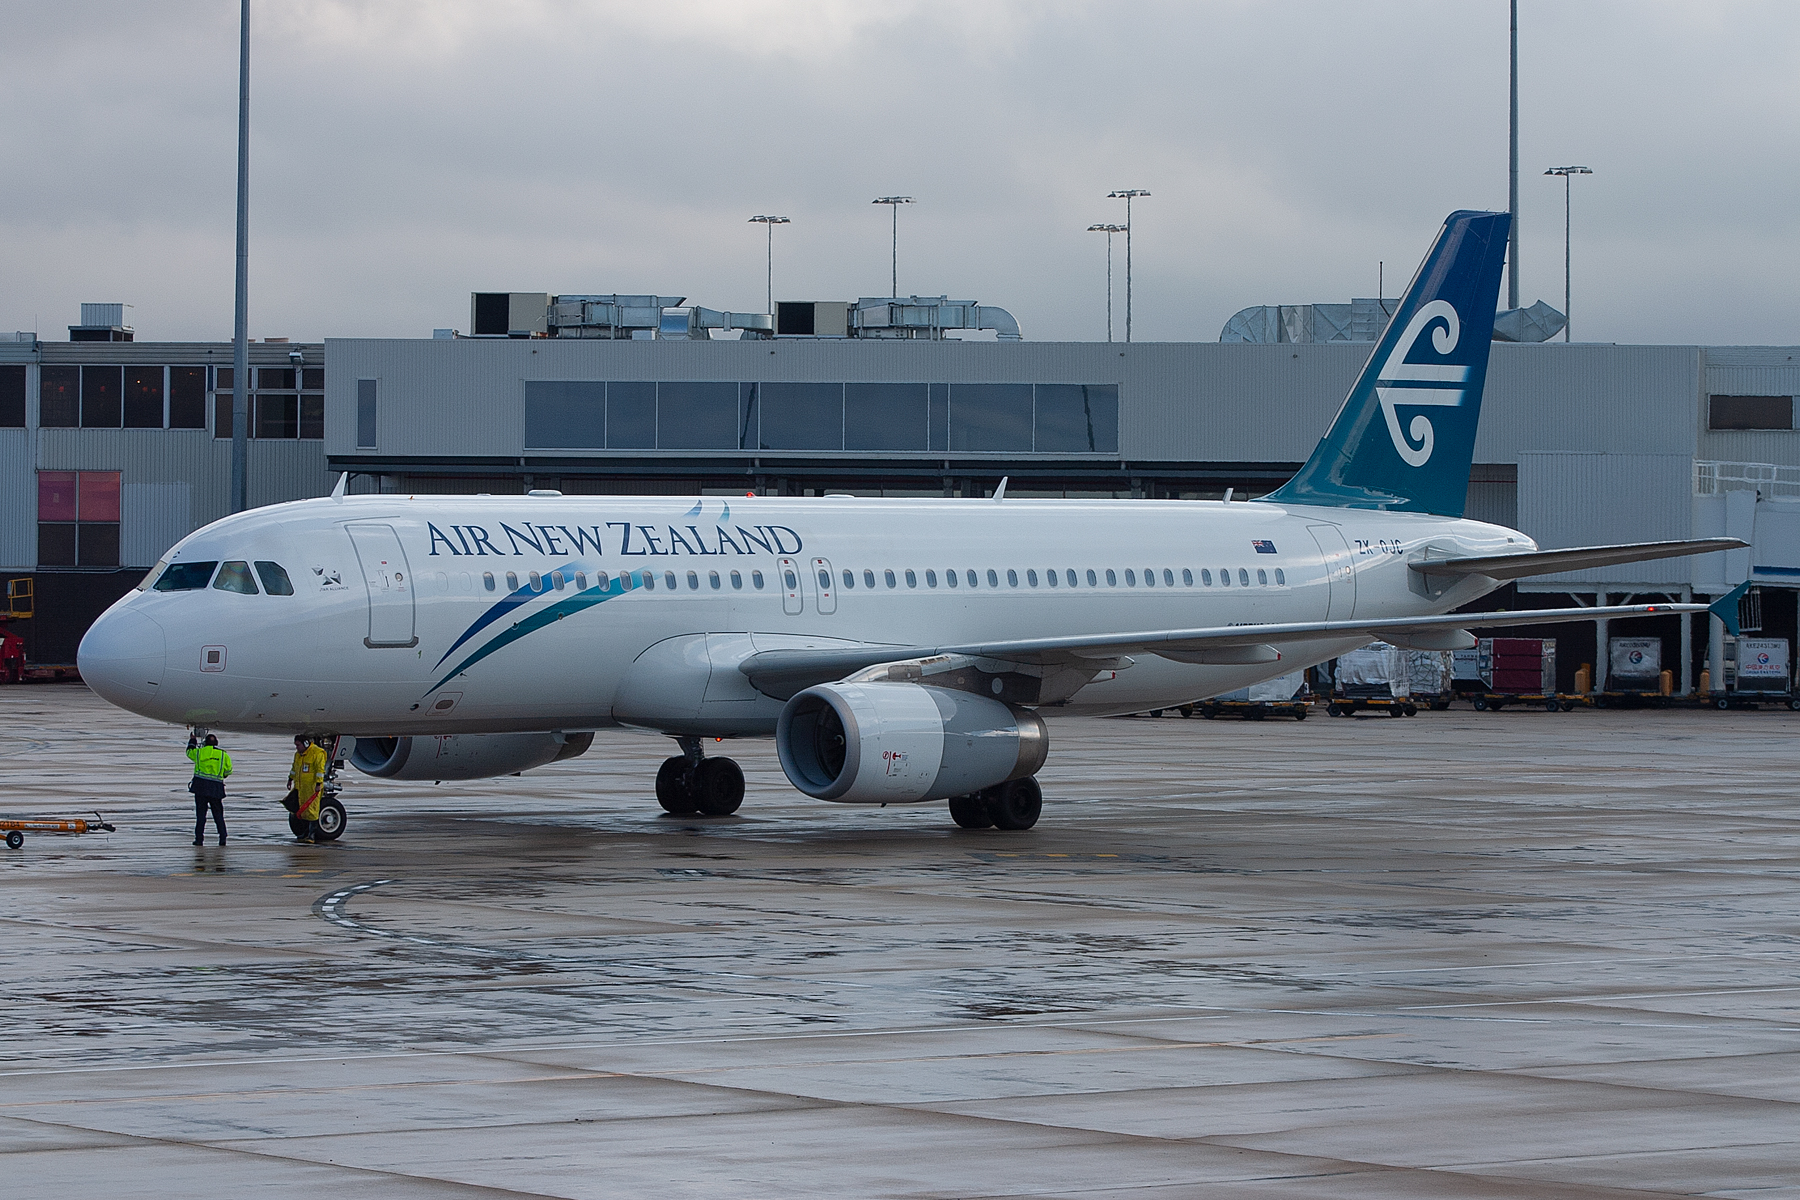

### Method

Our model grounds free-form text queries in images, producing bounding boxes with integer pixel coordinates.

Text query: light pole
[1087,224,1125,342]
[1508,0,1519,311]
[747,215,789,315]
[1107,189,1149,341]
[872,196,912,298]
[1544,166,1592,341]
[230,0,250,513]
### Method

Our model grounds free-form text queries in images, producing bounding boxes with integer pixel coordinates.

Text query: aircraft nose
[78,607,166,711]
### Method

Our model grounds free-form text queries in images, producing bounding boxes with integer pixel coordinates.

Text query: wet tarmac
[3,683,1799,1198]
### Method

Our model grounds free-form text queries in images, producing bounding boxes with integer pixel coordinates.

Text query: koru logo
[1374,299,1472,467]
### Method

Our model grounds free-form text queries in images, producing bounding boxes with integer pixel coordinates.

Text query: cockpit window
[137,560,167,591]
[213,561,259,594]
[254,561,294,595]
[152,561,219,591]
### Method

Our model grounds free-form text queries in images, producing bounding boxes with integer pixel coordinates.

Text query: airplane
[79,210,1741,838]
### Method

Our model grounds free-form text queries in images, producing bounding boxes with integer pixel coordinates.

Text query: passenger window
[642,570,655,590]
[1219,569,1230,587]
[1124,569,1136,586]
[596,570,610,590]
[1182,568,1193,586]
[619,571,633,591]
[1027,569,1038,587]
[1164,569,1175,587]
[483,571,496,591]
[253,561,294,595]
[966,570,977,588]
[1275,568,1286,585]
[213,561,258,594]
[1045,569,1057,587]
[665,571,678,589]
[905,569,917,588]
[817,569,830,589]
[730,570,742,589]
[529,571,542,591]
[153,561,219,591]
[842,570,854,589]
[574,571,587,590]
[945,569,957,588]
[1007,569,1019,587]
[1143,569,1155,588]
[687,571,699,590]
[925,570,938,587]
[1257,569,1268,585]
[1086,569,1097,586]
[506,571,519,590]
[884,569,896,588]
[1238,568,1250,586]
[1201,569,1212,586]
[551,571,565,591]
[1105,569,1116,586]
[1066,569,1077,587]
[864,569,876,588]
[710,571,721,589]
[752,570,765,589]
[987,569,999,587]
[783,569,798,589]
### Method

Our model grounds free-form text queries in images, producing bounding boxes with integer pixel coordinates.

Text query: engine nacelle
[776,683,1047,804]
[348,731,593,781]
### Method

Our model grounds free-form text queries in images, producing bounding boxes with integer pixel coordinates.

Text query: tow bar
[2,811,116,849]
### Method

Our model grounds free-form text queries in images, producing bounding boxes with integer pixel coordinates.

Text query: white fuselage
[81,493,1523,737]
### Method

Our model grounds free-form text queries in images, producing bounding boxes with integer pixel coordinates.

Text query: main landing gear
[656,737,745,818]
[947,777,1043,832]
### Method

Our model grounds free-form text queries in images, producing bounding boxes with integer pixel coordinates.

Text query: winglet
[331,472,348,502]
[1709,580,1751,637]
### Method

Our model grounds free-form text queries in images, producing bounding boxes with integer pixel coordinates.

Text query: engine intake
[348,731,593,781]
[776,683,1046,804]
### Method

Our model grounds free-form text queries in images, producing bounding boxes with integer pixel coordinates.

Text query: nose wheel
[656,738,744,817]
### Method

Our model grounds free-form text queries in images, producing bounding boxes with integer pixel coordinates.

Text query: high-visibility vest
[188,744,233,780]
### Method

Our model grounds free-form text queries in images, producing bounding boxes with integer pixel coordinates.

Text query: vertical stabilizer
[1267,210,1511,517]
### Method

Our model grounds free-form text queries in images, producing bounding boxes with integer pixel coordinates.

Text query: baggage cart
[1327,645,1417,716]
[1191,673,1311,720]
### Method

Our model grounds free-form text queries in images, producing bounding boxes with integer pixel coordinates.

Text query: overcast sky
[0,1,1793,345]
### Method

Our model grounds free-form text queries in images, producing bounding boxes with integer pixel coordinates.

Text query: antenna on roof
[993,477,1008,502]
[331,472,348,502]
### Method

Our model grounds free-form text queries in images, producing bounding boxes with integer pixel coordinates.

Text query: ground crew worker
[186,732,231,845]
[288,735,329,844]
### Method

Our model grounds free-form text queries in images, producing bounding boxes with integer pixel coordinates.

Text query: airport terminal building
[4,296,1798,686]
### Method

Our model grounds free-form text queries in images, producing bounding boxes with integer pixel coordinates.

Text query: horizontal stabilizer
[1412,538,1746,581]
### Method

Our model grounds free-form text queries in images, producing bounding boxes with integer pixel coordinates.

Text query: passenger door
[1306,524,1357,622]
[346,523,417,647]
[777,556,804,616]
[810,557,837,615]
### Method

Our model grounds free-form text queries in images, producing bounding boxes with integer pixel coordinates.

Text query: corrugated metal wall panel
[1464,480,1517,528]
[249,440,335,509]
[0,429,34,570]
[1518,452,1693,586]
[1481,344,1699,459]
[120,481,192,567]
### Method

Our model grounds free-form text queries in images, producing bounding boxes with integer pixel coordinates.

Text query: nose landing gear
[284,735,348,842]
[655,737,745,817]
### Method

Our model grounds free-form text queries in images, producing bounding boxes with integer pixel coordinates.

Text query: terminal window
[521,379,1119,454]
[1709,395,1793,431]
[36,470,120,568]
[0,364,23,426]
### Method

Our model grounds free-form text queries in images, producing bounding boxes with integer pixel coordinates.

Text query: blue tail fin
[1267,210,1512,518]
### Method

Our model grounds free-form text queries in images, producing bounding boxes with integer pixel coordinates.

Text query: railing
[1694,460,1800,498]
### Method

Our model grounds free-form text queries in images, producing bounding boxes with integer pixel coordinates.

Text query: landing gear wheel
[655,756,697,814]
[695,758,745,817]
[6,830,23,849]
[315,798,346,842]
[948,794,993,830]
[988,777,1043,831]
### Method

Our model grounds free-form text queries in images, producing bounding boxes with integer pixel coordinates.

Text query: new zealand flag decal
[1252,540,1277,554]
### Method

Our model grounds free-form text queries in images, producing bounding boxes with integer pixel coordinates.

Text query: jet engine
[776,683,1046,804]
[348,731,593,781]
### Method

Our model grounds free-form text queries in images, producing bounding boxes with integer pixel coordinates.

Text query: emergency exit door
[1306,524,1357,622]
[346,523,417,647]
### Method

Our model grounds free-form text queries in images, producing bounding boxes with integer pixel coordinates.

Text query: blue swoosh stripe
[426,580,621,695]
[433,561,579,668]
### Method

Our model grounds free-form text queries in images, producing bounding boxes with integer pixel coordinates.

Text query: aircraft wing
[1412,538,1744,581]
[739,602,1703,698]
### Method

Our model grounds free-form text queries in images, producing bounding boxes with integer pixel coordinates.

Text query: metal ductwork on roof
[548,295,686,339]
[1222,297,1569,344]
[849,297,1022,341]
[1491,301,1568,343]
